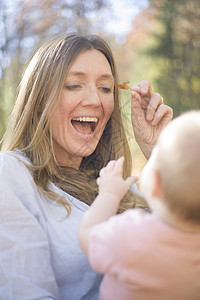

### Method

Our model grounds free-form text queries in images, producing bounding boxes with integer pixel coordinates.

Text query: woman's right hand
[131,80,173,159]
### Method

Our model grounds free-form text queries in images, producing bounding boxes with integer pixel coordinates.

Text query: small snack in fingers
[116,81,131,90]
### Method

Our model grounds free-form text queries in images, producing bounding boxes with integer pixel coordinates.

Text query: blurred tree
[148,0,200,116]
[113,0,200,173]
[113,6,159,173]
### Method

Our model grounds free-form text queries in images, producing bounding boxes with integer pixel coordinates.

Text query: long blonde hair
[1,33,147,214]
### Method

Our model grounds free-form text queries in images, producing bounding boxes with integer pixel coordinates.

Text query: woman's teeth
[71,117,98,134]
[72,117,98,122]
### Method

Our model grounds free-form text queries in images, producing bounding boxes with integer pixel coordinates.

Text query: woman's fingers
[151,104,173,126]
[139,80,152,96]
[131,84,140,93]
[131,89,172,127]
[146,93,164,121]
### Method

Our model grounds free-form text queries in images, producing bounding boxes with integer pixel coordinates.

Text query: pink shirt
[88,209,200,300]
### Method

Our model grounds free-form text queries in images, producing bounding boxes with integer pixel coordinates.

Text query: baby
[78,111,200,300]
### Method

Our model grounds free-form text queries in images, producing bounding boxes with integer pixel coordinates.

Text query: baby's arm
[78,157,138,255]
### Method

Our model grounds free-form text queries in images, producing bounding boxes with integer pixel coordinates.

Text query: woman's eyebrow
[67,71,85,76]
[67,71,114,79]
[100,74,114,79]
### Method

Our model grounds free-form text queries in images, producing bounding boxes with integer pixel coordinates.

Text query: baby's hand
[97,157,138,200]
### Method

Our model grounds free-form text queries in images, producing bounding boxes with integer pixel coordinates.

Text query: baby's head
[140,111,200,224]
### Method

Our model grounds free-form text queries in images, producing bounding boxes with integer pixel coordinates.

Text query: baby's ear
[152,170,162,197]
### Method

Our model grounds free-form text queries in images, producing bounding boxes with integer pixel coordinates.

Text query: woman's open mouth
[71,117,99,135]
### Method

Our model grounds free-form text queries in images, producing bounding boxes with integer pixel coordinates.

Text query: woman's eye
[100,87,112,94]
[65,85,81,90]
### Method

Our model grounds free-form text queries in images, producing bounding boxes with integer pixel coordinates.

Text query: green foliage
[148,0,200,117]
[112,0,200,171]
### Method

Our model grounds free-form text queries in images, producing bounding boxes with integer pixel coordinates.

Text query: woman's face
[50,49,115,169]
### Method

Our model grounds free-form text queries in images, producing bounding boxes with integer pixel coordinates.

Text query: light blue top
[0,151,103,300]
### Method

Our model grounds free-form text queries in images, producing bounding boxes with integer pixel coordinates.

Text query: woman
[0,33,172,299]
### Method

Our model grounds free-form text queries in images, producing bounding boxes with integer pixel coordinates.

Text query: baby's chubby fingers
[97,157,139,198]
[125,176,139,189]
[113,156,124,176]
[99,160,116,177]
[99,157,124,178]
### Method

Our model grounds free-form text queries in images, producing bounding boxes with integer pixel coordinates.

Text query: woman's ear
[152,170,162,197]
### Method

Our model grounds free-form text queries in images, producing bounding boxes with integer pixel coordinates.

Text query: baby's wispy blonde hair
[155,110,200,223]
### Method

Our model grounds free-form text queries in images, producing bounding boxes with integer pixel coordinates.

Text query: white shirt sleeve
[0,153,60,300]
[131,182,143,197]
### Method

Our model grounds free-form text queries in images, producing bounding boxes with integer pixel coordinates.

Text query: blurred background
[0,0,200,174]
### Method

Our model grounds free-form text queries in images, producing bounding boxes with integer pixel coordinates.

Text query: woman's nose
[81,86,101,107]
